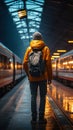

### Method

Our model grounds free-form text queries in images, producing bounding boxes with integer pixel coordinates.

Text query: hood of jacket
[30,40,45,49]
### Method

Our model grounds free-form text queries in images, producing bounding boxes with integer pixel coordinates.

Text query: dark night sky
[0,3,27,60]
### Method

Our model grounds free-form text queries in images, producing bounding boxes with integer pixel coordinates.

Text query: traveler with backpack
[23,32,52,124]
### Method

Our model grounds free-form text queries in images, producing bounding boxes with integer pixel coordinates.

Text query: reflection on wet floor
[47,80,73,123]
[45,97,59,130]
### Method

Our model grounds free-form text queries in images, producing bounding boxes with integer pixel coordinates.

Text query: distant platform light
[53,53,60,55]
[18,9,27,19]
[57,50,67,52]
[52,55,60,58]
[68,40,73,43]
[51,57,54,60]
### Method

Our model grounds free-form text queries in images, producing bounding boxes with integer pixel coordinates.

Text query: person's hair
[33,32,43,40]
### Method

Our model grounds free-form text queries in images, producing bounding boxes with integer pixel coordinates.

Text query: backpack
[28,47,45,77]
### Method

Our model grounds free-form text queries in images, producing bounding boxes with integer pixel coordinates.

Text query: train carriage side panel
[0,42,14,88]
[52,50,73,86]
[57,51,73,82]
[14,54,25,80]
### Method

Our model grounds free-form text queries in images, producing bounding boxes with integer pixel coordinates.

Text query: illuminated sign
[18,9,27,19]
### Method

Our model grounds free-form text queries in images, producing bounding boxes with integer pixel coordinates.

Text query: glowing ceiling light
[57,50,67,52]
[30,28,36,32]
[68,40,73,43]
[16,24,22,28]
[53,53,60,55]
[52,55,60,58]
[18,30,23,33]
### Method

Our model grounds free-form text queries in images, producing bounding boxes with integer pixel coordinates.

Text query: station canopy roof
[3,0,73,56]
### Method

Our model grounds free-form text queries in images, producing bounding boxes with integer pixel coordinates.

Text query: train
[0,42,25,95]
[52,49,73,87]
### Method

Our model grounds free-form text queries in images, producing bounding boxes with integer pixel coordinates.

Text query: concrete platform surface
[0,78,60,130]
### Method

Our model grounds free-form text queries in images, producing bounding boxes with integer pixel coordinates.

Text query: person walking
[23,32,52,124]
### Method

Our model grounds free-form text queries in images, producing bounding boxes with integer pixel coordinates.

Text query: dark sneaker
[38,118,47,124]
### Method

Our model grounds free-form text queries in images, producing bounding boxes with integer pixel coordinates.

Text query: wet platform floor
[47,80,73,124]
[0,77,60,130]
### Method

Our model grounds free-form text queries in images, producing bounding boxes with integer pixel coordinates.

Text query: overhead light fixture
[68,40,73,43]
[52,55,60,58]
[57,50,67,52]
[53,53,60,55]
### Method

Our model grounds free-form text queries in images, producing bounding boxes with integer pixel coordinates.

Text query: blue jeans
[30,80,47,119]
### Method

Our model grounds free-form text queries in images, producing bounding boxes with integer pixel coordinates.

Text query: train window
[63,57,70,70]
[68,56,73,70]
[59,59,65,70]
[52,61,56,70]
[59,58,68,70]
[59,56,73,71]
[17,62,22,70]
[0,54,6,69]
[0,53,13,70]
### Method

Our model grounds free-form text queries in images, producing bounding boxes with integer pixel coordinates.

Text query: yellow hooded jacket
[23,40,52,82]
